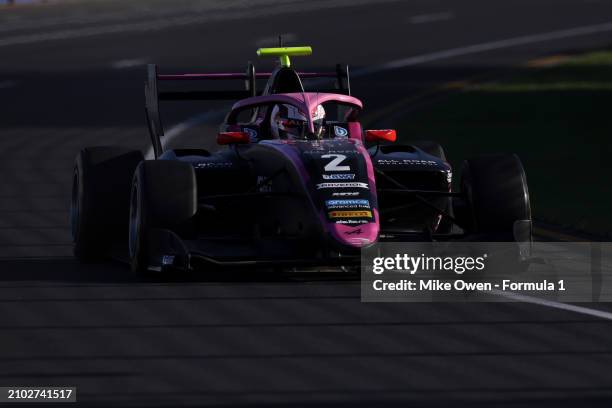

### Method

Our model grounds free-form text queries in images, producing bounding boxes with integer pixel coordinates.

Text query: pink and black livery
[70,46,532,274]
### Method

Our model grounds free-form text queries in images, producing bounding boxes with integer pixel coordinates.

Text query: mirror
[365,129,396,143]
[217,131,250,145]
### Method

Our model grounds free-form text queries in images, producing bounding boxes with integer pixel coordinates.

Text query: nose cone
[327,210,380,248]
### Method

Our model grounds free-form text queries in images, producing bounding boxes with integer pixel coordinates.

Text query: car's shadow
[0,258,359,285]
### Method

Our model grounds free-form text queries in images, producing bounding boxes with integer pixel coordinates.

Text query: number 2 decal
[322,154,350,171]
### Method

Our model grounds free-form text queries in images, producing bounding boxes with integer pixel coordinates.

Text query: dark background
[1,0,612,406]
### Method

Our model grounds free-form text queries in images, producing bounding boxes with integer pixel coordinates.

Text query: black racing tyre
[129,160,197,275]
[412,140,447,161]
[71,146,144,262]
[460,154,531,239]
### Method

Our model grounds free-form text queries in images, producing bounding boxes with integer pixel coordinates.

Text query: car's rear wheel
[129,160,197,275]
[129,172,148,274]
[460,154,531,240]
[71,147,143,262]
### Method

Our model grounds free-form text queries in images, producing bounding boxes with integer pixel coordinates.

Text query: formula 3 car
[70,46,531,274]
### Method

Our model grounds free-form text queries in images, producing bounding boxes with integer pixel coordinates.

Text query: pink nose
[327,211,379,248]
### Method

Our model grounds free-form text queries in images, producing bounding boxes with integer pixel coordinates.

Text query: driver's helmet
[270,104,326,139]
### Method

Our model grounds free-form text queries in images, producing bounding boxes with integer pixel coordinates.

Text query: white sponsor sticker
[316,182,369,190]
[332,191,360,197]
[256,175,272,192]
[322,173,355,180]
[377,159,438,166]
[326,199,370,207]
[195,162,233,168]
[335,219,369,225]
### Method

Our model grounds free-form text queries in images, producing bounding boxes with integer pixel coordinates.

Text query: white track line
[354,21,612,76]
[493,290,612,321]
[0,0,401,48]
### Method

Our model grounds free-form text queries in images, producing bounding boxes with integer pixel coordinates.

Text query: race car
[70,46,531,274]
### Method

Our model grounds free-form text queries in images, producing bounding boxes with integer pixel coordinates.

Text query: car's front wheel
[128,160,198,275]
[460,154,531,240]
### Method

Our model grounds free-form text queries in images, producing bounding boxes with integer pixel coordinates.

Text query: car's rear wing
[145,63,350,158]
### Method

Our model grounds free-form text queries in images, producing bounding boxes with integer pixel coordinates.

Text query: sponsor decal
[332,191,360,197]
[345,228,363,235]
[326,199,370,208]
[302,148,325,154]
[329,210,372,219]
[243,127,258,142]
[256,175,272,192]
[322,173,355,180]
[195,162,233,168]
[303,149,357,155]
[377,159,438,166]
[316,182,369,190]
[336,219,369,225]
[334,126,348,137]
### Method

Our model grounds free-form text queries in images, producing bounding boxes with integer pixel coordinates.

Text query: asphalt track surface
[1,0,612,406]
